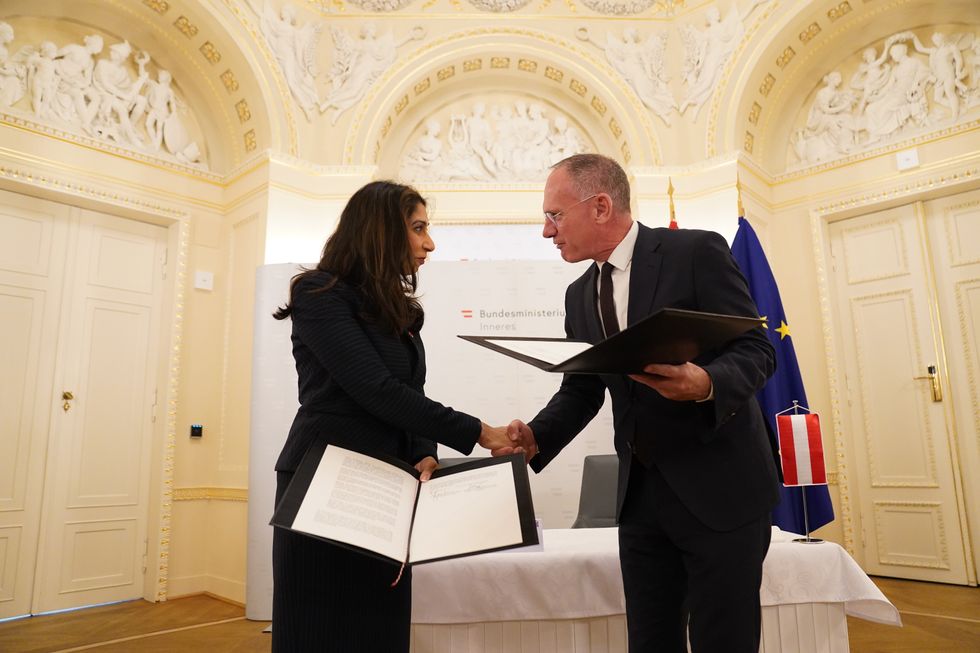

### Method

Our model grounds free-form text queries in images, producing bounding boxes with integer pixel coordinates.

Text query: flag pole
[789,400,823,545]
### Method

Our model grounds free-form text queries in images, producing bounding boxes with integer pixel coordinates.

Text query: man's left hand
[629,362,712,401]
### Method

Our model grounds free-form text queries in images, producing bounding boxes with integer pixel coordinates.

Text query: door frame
[809,169,980,583]
[0,174,190,605]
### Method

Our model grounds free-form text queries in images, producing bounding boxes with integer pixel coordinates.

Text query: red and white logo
[460,309,473,318]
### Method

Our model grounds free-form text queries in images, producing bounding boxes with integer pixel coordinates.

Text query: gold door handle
[62,391,74,412]
[913,366,943,402]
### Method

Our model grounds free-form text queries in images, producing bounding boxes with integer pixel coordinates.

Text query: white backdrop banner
[246,260,615,619]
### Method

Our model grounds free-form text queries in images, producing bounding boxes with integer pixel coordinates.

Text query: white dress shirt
[597,221,713,400]
[596,220,638,335]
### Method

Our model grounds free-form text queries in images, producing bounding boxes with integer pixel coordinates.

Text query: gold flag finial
[667,177,678,229]
[736,172,745,218]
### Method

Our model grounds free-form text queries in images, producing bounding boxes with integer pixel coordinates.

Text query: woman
[271,180,511,652]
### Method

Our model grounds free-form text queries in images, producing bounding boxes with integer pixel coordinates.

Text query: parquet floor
[0,577,976,652]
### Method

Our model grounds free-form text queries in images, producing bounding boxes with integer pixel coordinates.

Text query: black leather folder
[459,307,764,374]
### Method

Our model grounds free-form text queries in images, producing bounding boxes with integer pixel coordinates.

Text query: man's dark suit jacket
[528,224,780,532]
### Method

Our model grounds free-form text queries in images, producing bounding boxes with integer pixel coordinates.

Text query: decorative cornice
[173,487,249,502]
[0,114,223,183]
[0,163,189,219]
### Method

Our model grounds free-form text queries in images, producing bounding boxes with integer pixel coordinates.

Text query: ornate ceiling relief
[399,99,589,182]
[0,21,207,168]
[791,29,980,167]
[677,0,768,121]
[577,27,674,125]
[248,1,424,124]
[571,1,769,127]
[466,0,535,12]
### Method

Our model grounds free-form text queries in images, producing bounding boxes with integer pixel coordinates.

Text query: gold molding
[173,487,249,502]
[157,217,190,601]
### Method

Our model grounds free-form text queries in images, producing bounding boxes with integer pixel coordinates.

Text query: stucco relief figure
[549,115,585,161]
[400,118,443,180]
[321,24,425,125]
[577,26,675,125]
[400,102,587,183]
[52,34,104,131]
[0,22,30,108]
[442,114,489,181]
[27,42,59,118]
[144,70,201,164]
[678,0,768,120]
[466,102,496,175]
[864,42,933,143]
[970,40,980,108]
[792,72,858,163]
[908,32,972,120]
[849,47,892,114]
[249,0,322,121]
[91,41,150,146]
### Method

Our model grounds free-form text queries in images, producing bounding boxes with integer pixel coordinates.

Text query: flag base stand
[791,484,826,544]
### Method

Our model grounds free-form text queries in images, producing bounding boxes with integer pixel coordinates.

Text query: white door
[922,189,980,583]
[0,192,70,620]
[829,203,971,584]
[0,190,167,617]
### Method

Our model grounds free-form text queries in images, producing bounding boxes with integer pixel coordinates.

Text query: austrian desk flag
[776,413,827,486]
[731,217,835,533]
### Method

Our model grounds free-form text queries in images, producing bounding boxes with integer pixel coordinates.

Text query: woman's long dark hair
[272,180,425,333]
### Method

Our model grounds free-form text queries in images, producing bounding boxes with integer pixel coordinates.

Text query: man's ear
[594,193,614,224]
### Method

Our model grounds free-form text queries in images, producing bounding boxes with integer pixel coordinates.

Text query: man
[500,154,780,652]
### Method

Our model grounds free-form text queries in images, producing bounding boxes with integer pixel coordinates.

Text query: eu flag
[731,217,835,533]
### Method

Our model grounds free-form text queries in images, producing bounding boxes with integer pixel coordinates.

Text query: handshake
[478,420,538,463]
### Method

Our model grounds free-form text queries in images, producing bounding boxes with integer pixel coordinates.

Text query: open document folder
[271,442,538,566]
[459,307,764,374]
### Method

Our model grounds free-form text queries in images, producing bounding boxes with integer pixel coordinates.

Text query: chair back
[571,454,619,528]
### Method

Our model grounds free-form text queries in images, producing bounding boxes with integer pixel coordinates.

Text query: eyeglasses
[543,194,597,227]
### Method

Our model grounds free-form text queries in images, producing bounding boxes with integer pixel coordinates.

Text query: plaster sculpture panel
[465,0,535,12]
[0,23,206,168]
[399,100,588,183]
[346,0,415,11]
[0,22,28,108]
[678,0,768,121]
[577,26,675,125]
[579,0,656,16]
[249,0,323,121]
[791,30,979,167]
[321,24,425,125]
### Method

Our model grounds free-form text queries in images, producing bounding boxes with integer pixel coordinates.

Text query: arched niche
[344,27,663,176]
[710,0,979,174]
[0,0,289,173]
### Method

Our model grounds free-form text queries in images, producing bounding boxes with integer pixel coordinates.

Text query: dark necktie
[599,263,620,338]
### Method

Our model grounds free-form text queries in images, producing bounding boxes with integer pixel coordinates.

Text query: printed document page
[409,462,523,563]
[291,447,418,562]
[492,339,591,366]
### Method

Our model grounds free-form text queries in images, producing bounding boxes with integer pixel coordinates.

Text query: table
[410,528,900,653]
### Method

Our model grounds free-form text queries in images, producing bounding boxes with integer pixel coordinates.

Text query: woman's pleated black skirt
[272,471,413,652]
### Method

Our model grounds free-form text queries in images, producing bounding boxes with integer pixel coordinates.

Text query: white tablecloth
[412,527,901,627]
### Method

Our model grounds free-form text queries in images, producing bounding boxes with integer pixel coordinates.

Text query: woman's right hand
[478,422,516,453]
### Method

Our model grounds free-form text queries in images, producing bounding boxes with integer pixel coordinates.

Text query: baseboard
[165,574,245,605]
[207,574,246,604]
[166,574,208,599]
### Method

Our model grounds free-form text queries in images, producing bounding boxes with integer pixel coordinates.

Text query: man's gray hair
[552,153,631,214]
